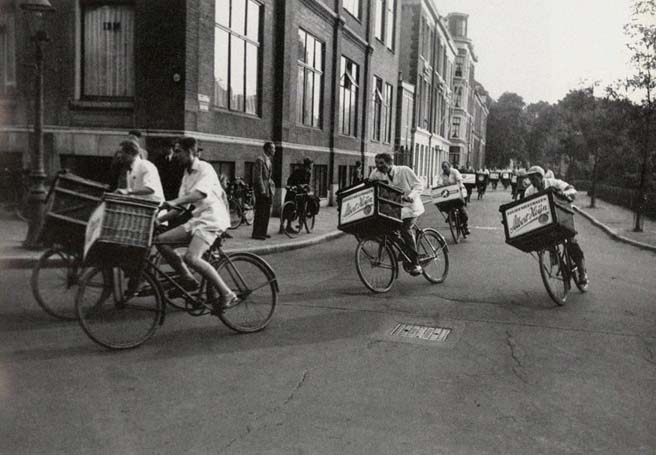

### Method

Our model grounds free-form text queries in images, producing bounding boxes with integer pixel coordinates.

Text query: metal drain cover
[390,323,451,342]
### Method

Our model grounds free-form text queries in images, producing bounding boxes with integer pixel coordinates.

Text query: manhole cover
[390,323,451,342]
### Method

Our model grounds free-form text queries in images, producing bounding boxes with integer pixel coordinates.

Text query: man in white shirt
[439,161,470,235]
[525,165,588,286]
[368,153,425,275]
[114,141,164,202]
[156,137,239,310]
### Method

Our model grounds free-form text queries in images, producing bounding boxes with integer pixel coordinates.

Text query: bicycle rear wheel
[355,237,396,293]
[76,267,164,349]
[417,229,449,284]
[280,201,299,237]
[304,213,316,233]
[31,248,84,320]
[448,210,460,244]
[538,244,570,305]
[242,201,254,225]
[213,253,277,333]
[228,200,242,230]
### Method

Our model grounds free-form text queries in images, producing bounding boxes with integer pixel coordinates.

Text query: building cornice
[299,0,338,24]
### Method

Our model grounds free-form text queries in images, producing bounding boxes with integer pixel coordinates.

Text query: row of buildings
[0,0,489,209]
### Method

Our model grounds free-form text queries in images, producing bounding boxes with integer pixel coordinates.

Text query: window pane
[83,5,135,97]
[386,0,395,48]
[214,28,229,107]
[5,12,15,84]
[216,0,229,26]
[375,0,383,40]
[314,39,322,71]
[246,0,260,40]
[230,37,245,111]
[245,42,258,114]
[304,68,313,126]
[312,72,321,127]
[298,29,306,62]
[305,35,315,68]
[297,66,305,123]
[231,0,246,35]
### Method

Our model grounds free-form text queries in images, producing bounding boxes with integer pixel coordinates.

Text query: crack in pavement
[505,330,529,385]
[218,369,309,454]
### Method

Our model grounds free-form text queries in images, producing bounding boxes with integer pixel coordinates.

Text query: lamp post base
[22,183,48,250]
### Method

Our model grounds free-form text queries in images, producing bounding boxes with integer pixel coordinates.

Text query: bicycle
[227,178,255,230]
[533,237,589,305]
[354,225,449,293]
[439,205,468,244]
[279,184,320,238]
[31,247,85,320]
[75,206,279,350]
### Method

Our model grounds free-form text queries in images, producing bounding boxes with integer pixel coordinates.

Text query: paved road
[1,190,654,455]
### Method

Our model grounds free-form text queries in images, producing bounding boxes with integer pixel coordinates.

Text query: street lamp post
[20,0,55,249]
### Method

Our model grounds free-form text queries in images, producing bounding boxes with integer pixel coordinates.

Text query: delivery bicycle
[75,205,279,350]
[279,184,320,237]
[533,236,588,305]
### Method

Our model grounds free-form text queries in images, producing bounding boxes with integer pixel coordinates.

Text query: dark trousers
[252,196,272,238]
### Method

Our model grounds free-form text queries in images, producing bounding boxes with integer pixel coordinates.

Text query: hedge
[571,180,655,219]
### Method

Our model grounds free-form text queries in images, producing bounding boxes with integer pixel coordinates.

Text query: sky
[433,0,636,105]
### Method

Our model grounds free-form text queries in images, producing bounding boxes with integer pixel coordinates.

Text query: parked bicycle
[227,178,254,230]
[75,206,279,350]
[279,184,320,238]
[354,225,449,293]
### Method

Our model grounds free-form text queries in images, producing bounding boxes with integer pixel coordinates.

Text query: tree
[623,0,656,231]
[485,92,528,168]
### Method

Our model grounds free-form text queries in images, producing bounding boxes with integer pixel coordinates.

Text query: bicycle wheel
[417,229,449,284]
[355,237,396,293]
[448,210,460,244]
[31,248,84,320]
[228,200,242,230]
[76,267,164,349]
[304,213,316,233]
[459,212,468,239]
[280,201,299,237]
[242,201,254,225]
[213,253,277,333]
[538,243,571,306]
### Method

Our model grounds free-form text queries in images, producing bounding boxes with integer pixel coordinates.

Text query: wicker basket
[84,194,160,269]
[39,171,108,254]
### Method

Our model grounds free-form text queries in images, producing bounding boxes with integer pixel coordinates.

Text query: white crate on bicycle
[461,173,476,185]
[490,172,499,180]
[431,184,465,211]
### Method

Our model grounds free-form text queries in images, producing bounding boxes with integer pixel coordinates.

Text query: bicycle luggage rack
[336,180,403,237]
[499,187,577,253]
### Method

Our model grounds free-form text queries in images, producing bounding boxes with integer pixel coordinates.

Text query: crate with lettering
[336,180,403,236]
[462,173,476,185]
[39,171,108,254]
[84,194,161,269]
[499,188,576,253]
[489,172,499,181]
[431,184,465,212]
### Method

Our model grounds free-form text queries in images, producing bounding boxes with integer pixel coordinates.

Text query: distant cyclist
[438,161,470,235]
[525,166,589,286]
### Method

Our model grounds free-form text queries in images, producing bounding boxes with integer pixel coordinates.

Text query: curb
[0,230,347,270]
[572,205,656,254]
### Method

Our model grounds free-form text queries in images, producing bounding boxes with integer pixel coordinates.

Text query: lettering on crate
[507,196,551,237]
[342,191,374,222]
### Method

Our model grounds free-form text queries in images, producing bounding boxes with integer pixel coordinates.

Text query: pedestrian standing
[351,161,364,185]
[154,139,184,201]
[251,142,276,240]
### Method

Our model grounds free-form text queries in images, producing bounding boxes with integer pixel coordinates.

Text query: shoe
[578,273,589,287]
[211,292,241,313]
[404,264,422,276]
[265,234,271,238]
[464,227,471,235]
[252,235,267,240]
[167,277,200,299]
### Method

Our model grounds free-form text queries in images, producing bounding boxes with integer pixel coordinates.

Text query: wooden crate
[39,171,108,253]
[337,180,403,237]
[499,188,576,253]
[84,194,160,269]
[490,172,499,180]
[462,173,476,185]
[432,184,465,212]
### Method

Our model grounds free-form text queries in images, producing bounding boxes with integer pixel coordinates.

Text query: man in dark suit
[154,139,184,201]
[251,142,276,240]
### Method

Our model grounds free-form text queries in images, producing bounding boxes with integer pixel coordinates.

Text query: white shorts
[183,219,221,246]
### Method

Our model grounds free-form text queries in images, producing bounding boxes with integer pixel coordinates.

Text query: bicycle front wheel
[213,253,277,333]
[355,237,396,293]
[76,267,165,349]
[280,201,299,237]
[538,244,570,306]
[304,213,316,233]
[417,229,449,284]
[448,210,460,244]
[31,248,83,320]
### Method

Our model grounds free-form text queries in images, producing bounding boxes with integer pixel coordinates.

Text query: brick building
[0,0,402,208]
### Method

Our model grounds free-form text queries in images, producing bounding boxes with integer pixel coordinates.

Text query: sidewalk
[0,205,344,269]
[573,192,656,253]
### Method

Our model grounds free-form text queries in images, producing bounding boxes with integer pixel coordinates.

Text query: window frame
[214,0,263,116]
[339,56,359,137]
[383,82,393,144]
[312,164,328,198]
[343,0,360,20]
[371,76,383,142]
[296,28,324,129]
[0,10,16,94]
[79,1,136,101]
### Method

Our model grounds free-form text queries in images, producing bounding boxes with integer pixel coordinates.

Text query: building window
[455,55,464,78]
[297,29,323,128]
[454,86,463,108]
[451,116,461,138]
[211,161,236,184]
[214,0,261,115]
[374,0,384,40]
[244,161,254,186]
[0,10,16,95]
[339,56,359,137]
[338,165,348,189]
[385,0,395,49]
[313,164,328,198]
[383,83,393,143]
[372,76,383,142]
[343,0,360,19]
[81,3,135,98]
